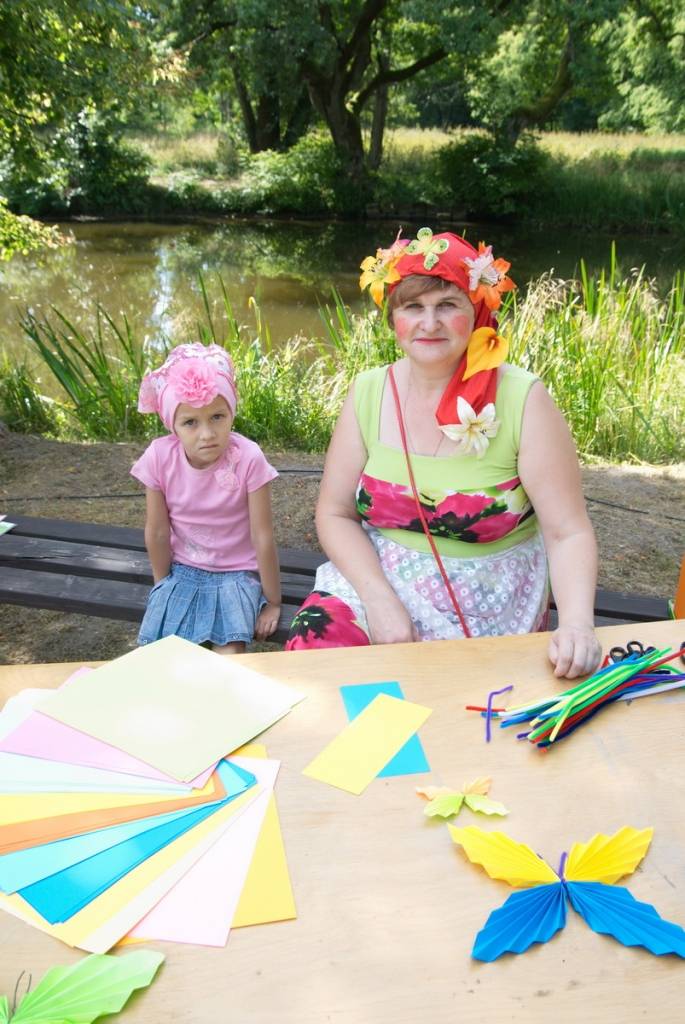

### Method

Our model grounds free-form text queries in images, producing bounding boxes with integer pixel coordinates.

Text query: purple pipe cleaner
[485,685,514,742]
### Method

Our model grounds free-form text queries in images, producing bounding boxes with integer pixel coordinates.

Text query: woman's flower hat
[359,227,515,312]
[138,343,237,430]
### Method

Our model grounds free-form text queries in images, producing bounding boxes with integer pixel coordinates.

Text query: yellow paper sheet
[37,635,304,782]
[232,792,296,927]
[0,785,262,952]
[302,694,432,795]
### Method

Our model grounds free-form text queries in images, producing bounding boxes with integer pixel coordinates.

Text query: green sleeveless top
[353,363,540,558]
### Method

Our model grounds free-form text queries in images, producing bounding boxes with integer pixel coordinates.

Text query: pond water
[1,218,684,365]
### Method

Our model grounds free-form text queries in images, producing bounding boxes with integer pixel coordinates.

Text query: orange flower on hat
[463,326,510,381]
[462,242,515,311]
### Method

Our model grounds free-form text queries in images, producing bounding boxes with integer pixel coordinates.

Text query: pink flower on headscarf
[166,358,219,408]
[137,343,237,429]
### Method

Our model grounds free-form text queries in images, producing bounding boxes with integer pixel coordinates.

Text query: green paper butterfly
[416,777,508,820]
[406,227,449,270]
[0,951,164,1023]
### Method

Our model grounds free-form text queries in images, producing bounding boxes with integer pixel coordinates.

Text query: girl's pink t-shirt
[130,433,278,572]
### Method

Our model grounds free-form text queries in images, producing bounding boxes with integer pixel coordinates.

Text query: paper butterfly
[449,824,685,962]
[406,227,449,270]
[0,951,163,1023]
[416,777,508,819]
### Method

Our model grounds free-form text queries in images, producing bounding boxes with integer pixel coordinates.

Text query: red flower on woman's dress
[466,510,521,542]
[285,592,370,650]
[357,474,434,529]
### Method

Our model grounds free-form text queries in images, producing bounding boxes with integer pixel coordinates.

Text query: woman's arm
[315,384,416,644]
[518,382,602,679]
[248,482,282,640]
[144,488,172,583]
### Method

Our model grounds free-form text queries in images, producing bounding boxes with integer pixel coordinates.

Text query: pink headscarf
[138,343,237,430]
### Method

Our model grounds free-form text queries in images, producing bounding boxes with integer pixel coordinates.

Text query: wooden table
[1,620,684,1023]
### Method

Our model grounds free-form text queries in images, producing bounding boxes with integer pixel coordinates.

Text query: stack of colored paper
[0,636,302,950]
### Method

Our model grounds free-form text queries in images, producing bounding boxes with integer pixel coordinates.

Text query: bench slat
[0,567,298,642]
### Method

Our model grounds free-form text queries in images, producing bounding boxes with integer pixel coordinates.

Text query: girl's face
[392,284,475,369]
[173,394,233,468]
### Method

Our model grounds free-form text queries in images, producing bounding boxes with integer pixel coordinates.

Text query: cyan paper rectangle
[340,682,429,777]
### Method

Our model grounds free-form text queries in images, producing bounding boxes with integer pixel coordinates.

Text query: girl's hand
[548,624,602,679]
[364,593,417,645]
[255,603,281,641]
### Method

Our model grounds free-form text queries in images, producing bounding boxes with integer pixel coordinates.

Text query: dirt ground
[0,430,683,665]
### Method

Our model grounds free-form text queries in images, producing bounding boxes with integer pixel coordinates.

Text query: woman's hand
[548,624,602,679]
[255,603,281,641]
[364,593,417,645]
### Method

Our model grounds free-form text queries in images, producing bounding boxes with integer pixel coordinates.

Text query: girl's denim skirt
[138,562,265,647]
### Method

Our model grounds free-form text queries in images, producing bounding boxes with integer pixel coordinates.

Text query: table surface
[1,620,684,1024]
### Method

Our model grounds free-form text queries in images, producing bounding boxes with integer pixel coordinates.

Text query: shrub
[435,133,552,219]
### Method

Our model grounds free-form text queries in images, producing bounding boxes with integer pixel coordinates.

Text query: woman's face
[392,284,475,369]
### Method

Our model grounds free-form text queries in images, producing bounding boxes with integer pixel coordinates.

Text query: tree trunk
[367,53,389,171]
[255,93,281,151]
[230,62,259,152]
[282,86,313,149]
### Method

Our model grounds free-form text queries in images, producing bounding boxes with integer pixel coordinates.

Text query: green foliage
[0,0,153,175]
[435,134,552,219]
[539,147,685,231]
[0,198,67,261]
[0,356,62,435]
[7,267,684,463]
[227,132,360,215]
[504,257,685,462]
[67,120,153,215]
[19,306,155,441]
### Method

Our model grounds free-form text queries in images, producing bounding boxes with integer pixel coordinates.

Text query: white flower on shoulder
[440,398,500,458]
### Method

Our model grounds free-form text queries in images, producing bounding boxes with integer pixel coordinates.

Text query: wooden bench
[0,514,670,645]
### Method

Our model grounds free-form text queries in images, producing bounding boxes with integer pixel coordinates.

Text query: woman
[286,228,601,679]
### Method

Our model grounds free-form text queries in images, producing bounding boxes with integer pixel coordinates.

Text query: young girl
[131,342,281,654]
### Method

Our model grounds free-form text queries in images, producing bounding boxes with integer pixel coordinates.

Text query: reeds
[2,264,683,462]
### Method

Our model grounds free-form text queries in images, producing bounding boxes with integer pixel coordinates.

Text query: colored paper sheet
[17,762,257,924]
[126,756,280,946]
[340,682,430,777]
[0,772,226,855]
[302,694,432,795]
[0,783,263,952]
[0,687,216,788]
[231,793,296,929]
[0,762,252,893]
[0,522,15,535]
[38,635,304,782]
[0,751,192,794]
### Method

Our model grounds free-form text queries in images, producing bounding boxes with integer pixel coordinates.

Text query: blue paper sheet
[0,759,252,894]
[18,761,256,924]
[340,682,430,777]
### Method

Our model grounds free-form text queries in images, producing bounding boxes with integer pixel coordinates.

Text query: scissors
[608,640,655,663]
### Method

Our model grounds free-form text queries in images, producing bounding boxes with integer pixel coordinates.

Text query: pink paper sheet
[126,756,280,946]
[0,671,216,789]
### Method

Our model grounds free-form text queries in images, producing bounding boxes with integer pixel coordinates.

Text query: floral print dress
[286,365,549,650]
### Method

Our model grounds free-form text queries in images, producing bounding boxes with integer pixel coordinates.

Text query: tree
[163,1,489,180]
[0,0,152,175]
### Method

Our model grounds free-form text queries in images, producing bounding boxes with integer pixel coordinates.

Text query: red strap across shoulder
[387,365,472,639]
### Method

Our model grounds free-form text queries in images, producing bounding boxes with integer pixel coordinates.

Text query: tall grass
[2,265,683,462]
[505,251,685,462]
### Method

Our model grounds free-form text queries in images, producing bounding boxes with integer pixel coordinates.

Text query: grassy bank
[123,128,685,233]
[5,128,685,233]
[1,262,683,464]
